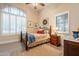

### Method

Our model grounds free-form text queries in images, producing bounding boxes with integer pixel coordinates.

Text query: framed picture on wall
[35,23,39,28]
[42,18,49,26]
[27,21,33,28]
[43,19,48,25]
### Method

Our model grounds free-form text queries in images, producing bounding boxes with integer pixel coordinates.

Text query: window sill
[57,32,69,34]
[0,34,20,36]
[0,39,19,44]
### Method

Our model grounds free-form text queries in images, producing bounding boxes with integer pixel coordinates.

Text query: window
[1,6,26,35]
[10,15,16,34]
[2,13,9,34]
[56,12,69,33]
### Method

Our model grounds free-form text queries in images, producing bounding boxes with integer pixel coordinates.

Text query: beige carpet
[11,43,63,56]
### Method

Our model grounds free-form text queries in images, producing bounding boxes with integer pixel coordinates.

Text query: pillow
[37,29,44,34]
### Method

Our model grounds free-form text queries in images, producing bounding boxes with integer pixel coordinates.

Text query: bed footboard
[20,32,29,50]
[25,32,29,50]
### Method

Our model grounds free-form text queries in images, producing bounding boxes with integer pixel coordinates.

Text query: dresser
[64,40,79,56]
[50,35,61,46]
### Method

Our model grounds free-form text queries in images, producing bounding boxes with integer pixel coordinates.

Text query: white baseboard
[0,39,19,45]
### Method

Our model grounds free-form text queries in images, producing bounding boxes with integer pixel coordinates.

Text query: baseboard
[0,39,19,45]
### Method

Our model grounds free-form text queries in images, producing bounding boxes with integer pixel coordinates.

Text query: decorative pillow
[37,29,44,34]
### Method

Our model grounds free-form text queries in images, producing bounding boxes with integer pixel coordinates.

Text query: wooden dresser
[50,35,61,46]
[64,40,79,56]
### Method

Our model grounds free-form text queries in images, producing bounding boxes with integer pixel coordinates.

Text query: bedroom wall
[1,3,79,44]
[0,3,39,44]
[10,3,39,33]
[39,3,79,45]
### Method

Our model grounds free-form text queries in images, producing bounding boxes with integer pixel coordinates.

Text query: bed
[20,26,52,50]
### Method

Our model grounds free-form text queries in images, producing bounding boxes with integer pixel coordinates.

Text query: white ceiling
[24,3,61,11]
[1,3,61,11]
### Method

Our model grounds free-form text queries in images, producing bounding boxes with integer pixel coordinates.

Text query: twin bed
[20,26,52,50]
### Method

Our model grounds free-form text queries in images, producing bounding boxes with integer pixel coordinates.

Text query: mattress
[33,33,50,42]
[27,33,50,47]
[22,33,50,47]
[22,33,50,41]
[28,38,50,47]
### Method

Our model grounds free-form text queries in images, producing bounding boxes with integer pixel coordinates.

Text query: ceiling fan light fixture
[25,3,45,9]
[32,3,38,7]
[32,3,38,9]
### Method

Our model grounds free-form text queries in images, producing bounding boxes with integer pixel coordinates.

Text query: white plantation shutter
[0,6,26,35]
[2,13,9,34]
[56,13,69,33]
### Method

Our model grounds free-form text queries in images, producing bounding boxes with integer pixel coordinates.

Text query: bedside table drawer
[51,40,57,45]
[50,35,61,46]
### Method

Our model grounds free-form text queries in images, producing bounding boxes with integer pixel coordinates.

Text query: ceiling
[24,3,61,11]
[4,3,61,12]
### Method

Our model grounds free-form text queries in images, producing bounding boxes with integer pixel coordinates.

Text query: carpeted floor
[11,43,63,56]
[0,41,63,56]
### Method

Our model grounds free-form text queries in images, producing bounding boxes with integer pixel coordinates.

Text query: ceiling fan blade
[25,3,30,5]
[39,3,45,6]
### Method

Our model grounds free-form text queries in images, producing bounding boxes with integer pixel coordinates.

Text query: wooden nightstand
[50,35,61,46]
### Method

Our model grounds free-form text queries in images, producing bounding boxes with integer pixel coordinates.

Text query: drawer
[64,40,79,56]
[51,40,57,44]
[51,37,57,40]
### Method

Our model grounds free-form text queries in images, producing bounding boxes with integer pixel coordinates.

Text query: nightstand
[50,35,61,46]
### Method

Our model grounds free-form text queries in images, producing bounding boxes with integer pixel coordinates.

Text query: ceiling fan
[25,3,45,9]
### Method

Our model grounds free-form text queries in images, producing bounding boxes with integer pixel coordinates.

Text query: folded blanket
[28,33,35,43]
[21,32,35,43]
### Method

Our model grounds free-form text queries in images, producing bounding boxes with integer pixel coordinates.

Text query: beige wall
[1,3,79,44]
[39,4,79,39]
[9,3,39,33]
[0,3,39,43]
